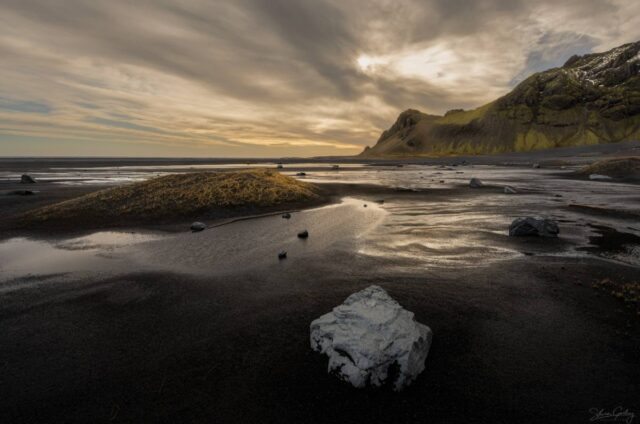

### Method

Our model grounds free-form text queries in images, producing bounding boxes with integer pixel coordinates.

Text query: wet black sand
[1,254,638,423]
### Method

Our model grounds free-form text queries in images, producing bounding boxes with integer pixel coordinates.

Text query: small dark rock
[190,222,206,232]
[504,186,517,194]
[533,163,541,169]
[469,178,483,188]
[298,230,309,239]
[278,251,287,260]
[282,213,291,219]
[21,174,36,184]
[509,217,559,237]
[7,190,35,196]
[296,172,306,176]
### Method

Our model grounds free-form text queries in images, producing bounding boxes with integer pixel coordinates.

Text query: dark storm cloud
[0,0,638,156]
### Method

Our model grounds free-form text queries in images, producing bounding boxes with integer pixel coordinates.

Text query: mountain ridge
[361,41,640,157]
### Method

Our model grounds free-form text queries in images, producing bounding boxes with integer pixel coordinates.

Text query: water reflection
[0,232,162,283]
[0,166,638,284]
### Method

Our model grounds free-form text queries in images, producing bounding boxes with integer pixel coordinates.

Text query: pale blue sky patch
[509,32,598,86]
[0,97,51,114]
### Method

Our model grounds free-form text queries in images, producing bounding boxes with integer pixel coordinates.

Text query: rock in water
[509,217,559,237]
[503,185,517,194]
[21,174,36,184]
[469,178,483,188]
[310,285,432,391]
[190,222,206,232]
[589,174,613,181]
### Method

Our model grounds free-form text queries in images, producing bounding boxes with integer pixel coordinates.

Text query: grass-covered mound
[578,157,640,178]
[18,169,321,229]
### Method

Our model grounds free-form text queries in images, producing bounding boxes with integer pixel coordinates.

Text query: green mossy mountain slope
[361,41,640,157]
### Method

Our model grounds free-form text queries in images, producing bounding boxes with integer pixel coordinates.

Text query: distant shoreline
[1,139,639,168]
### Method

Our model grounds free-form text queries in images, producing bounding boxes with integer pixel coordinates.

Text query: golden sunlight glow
[356,55,386,72]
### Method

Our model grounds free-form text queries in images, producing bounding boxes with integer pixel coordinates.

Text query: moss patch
[593,278,640,316]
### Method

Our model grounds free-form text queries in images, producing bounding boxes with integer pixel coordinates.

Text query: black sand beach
[0,151,639,423]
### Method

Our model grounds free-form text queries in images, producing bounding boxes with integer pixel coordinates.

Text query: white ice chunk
[589,174,613,181]
[310,285,432,391]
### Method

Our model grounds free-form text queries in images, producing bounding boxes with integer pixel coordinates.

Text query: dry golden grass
[593,278,640,316]
[578,157,640,178]
[19,169,320,227]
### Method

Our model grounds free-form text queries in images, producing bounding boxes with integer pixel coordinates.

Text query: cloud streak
[0,0,639,156]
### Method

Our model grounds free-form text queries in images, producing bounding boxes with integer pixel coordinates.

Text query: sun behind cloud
[0,0,639,157]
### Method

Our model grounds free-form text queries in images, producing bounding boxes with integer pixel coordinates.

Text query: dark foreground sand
[1,252,638,423]
[0,155,639,424]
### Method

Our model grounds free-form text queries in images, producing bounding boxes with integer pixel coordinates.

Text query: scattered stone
[282,213,291,219]
[589,174,613,181]
[298,230,309,239]
[7,190,35,196]
[509,217,559,237]
[278,251,287,260]
[332,165,340,170]
[533,163,541,169]
[503,186,517,194]
[20,174,36,184]
[310,285,432,391]
[277,163,284,169]
[190,222,206,232]
[578,157,640,179]
[296,172,307,176]
[469,178,483,188]
[364,204,367,207]
[375,199,385,204]
[554,194,563,198]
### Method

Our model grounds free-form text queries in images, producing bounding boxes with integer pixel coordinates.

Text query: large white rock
[310,285,432,391]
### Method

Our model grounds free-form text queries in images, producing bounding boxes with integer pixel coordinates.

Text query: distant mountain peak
[362,40,640,157]
[562,41,640,87]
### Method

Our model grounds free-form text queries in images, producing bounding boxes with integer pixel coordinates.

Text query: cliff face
[361,41,640,157]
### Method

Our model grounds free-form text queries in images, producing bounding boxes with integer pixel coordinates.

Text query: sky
[0,0,639,158]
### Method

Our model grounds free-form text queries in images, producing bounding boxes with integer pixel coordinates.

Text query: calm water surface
[1,165,638,284]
